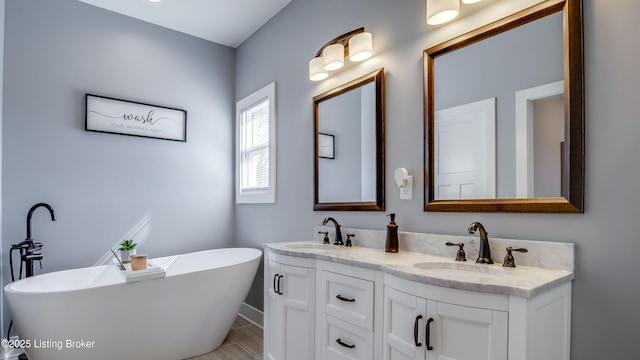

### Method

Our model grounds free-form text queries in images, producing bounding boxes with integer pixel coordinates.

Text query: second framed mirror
[424,0,584,213]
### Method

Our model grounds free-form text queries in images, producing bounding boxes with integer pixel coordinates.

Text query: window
[236,82,276,203]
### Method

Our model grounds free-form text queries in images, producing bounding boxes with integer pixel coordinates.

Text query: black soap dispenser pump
[385,213,399,253]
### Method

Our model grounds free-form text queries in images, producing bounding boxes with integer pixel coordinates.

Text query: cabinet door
[383,286,427,360]
[266,260,316,360]
[266,260,285,360]
[281,263,316,360]
[425,300,507,360]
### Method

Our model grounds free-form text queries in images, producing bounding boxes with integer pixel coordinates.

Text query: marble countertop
[265,241,575,298]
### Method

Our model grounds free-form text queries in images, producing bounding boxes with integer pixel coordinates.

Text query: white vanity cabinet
[264,251,316,360]
[264,242,573,360]
[383,275,508,360]
[315,262,378,360]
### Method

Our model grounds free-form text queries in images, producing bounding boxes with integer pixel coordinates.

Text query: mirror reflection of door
[434,98,496,200]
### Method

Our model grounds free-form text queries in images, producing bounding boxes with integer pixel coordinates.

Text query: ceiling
[77,0,292,48]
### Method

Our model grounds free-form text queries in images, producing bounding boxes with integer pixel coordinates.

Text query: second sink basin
[412,261,511,278]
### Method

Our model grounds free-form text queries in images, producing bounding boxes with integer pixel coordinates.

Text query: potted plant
[118,239,137,263]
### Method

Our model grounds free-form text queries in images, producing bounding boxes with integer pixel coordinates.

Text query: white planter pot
[120,249,136,263]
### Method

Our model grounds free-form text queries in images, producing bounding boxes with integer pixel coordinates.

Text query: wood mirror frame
[314,69,385,211]
[424,0,584,213]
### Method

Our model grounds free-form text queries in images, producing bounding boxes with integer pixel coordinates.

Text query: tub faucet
[468,221,493,264]
[27,202,56,240]
[322,217,343,245]
[24,203,56,277]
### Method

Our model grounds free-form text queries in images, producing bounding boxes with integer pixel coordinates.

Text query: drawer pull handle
[336,338,356,349]
[336,294,355,302]
[426,317,434,351]
[414,315,423,347]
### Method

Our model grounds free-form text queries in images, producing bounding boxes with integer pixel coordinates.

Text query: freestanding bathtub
[4,247,262,360]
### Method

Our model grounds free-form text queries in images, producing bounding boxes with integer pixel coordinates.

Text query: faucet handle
[345,233,355,247]
[446,242,466,261]
[318,231,330,244]
[503,247,528,267]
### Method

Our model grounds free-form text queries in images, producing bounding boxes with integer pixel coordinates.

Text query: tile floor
[185,316,263,360]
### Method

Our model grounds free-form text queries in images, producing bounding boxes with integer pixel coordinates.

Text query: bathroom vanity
[264,227,574,360]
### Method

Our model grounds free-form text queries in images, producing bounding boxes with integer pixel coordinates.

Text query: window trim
[236,82,276,204]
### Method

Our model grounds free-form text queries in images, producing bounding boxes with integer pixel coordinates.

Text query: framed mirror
[314,68,385,211]
[424,0,583,212]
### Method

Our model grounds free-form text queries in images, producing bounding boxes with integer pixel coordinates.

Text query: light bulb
[309,57,328,81]
[322,44,345,71]
[349,32,373,62]
[426,0,460,25]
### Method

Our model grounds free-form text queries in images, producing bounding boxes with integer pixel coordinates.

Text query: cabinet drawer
[322,270,374,330]
[320,314,373,360]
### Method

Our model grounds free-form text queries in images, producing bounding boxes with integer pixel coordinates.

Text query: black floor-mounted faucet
[22,203,56,277]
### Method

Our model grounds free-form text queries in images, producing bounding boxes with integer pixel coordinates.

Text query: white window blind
[236,82,276,204]
[240,99,270,192]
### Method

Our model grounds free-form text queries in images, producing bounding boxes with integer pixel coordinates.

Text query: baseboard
[238,302,263,328]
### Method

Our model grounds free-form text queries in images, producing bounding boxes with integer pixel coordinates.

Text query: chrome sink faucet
[322,217,343,245]
[468,221,493,264]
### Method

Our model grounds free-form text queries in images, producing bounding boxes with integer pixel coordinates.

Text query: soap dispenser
[385,213,399,253]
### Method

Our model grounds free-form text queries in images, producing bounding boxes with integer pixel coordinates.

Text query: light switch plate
[400,175,413,200]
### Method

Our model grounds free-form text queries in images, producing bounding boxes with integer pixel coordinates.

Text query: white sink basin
[412,261,511,278]
[285,243,332,250]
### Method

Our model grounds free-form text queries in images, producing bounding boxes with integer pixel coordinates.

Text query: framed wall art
[318,133,335,159]
[85,94,187,142]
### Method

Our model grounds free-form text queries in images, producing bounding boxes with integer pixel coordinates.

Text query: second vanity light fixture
[427,0,483,25]
[309,27,373,81]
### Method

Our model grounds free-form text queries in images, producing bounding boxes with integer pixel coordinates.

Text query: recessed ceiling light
[149,0,161,3]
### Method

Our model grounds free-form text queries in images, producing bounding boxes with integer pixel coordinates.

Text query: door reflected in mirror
[314,69,385,211]
[424,0,584,212]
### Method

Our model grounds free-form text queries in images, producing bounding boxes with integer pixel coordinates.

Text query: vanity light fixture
[309,28,373,82]
[426,0,484,25]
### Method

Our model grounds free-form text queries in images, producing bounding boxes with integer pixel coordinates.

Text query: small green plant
[118,239,137,251]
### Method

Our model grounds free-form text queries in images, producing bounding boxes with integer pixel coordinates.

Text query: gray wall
[235,0,640,359]
[2,0,235,330]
